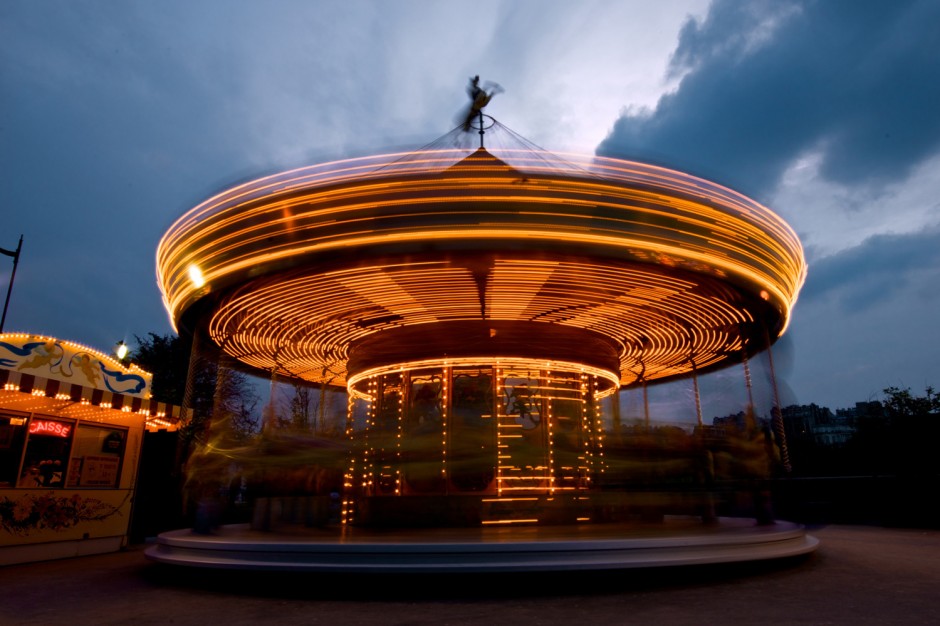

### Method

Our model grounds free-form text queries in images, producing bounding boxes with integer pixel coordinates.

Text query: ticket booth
[0,334,182,565]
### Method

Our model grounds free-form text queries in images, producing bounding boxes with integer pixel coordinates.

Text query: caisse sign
[29,419,73,438]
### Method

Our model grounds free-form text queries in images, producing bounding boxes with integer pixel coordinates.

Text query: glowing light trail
[157,146,806,391]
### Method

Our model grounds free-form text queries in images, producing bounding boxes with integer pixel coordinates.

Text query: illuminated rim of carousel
[156,136,806,396]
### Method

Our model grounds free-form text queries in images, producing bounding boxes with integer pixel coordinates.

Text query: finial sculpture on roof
[461,75,503,132]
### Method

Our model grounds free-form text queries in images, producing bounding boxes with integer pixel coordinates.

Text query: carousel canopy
[157,122,806,390]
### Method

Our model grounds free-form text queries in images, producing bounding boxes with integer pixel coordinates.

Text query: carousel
[146,90,816,571]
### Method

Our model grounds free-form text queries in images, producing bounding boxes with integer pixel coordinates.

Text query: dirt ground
[2,524,939,625]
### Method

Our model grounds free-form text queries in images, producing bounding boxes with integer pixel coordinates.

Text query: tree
[130,333,261,444]
[286,381,313,431]
[214,366,261,441]
[274,375,346,435]
[878,386,940,527]
[882,386,939,418]
[132,332,189,405]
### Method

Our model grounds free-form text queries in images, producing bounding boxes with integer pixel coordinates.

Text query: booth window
[0,412,29,488]
[66,424,126,488]
[18,416,75,488]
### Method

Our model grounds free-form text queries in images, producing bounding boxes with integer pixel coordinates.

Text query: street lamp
[0,235,23,333]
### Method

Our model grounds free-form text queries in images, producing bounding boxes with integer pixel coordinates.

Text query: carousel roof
[157,121,806,389]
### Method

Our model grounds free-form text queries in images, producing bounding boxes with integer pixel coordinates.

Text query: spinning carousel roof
[157,122,806,389]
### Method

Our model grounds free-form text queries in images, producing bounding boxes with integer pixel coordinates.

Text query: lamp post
[0,235,23,333]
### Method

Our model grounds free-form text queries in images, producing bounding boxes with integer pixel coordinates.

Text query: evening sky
[2,0,938,412]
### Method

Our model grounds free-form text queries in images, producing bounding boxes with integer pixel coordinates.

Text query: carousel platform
[144,516,818,573]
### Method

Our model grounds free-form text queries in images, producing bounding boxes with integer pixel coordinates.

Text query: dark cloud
[597,0,940,198]
[799,225,940,312]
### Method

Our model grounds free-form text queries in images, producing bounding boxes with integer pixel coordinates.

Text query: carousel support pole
[180,329,201,421]
[693,362,716,523]
[740,326,755,415]
[742,354,755,412]
[686,324,703,427]
[634,337,651,429]
[318,364,339,434]
[191,342,238,533]
[764,325,792,473]
[173,327,205,527]
[264,348,280,435]
[692,365,704,427]
[177,328,211,474]
[612,387,622,433]
[688,327,713,522]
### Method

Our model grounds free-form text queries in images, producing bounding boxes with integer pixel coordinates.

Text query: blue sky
[2,0,939,411]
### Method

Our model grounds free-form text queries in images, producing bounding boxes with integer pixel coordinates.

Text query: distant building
[712,411,749,431]
[812,422,855,447]
[836,401,884,422]
[781,403,856,448]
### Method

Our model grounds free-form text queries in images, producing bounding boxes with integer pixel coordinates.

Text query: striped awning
[0,368,184,431]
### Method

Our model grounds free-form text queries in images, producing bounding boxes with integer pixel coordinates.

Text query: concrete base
[145,516,818,573]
